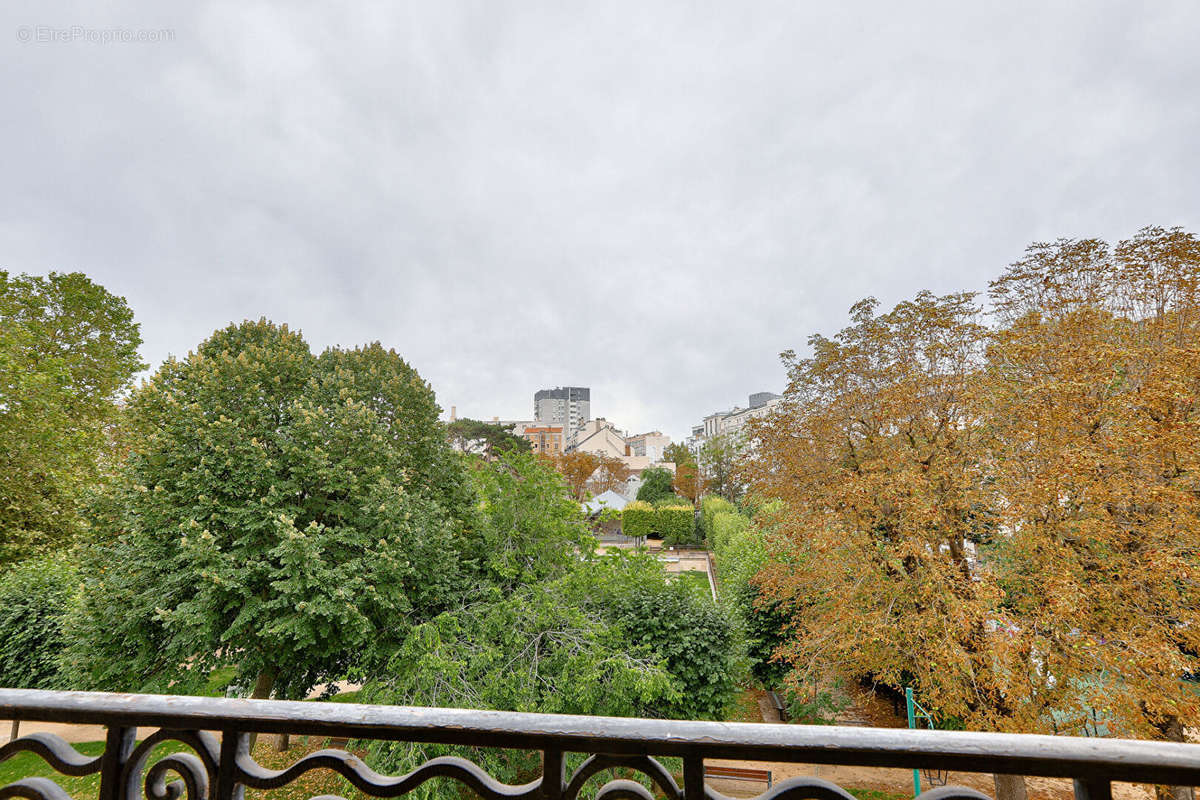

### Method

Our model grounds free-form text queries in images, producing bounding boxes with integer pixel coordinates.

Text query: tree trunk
[993,773,1028,800]
[274,732,291,752]
[247,669,277,753]
[1155,716,1195,800]
[8,719,18,743]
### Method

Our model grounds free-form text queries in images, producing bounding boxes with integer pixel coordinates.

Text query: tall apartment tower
[534,386,590,442]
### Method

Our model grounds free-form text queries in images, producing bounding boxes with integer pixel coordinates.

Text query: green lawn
[670,569,712,598]
[0,740,191,798]
[847,789,910,800]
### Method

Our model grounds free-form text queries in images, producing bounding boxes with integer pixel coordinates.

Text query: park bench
[767,690,788,722]
[704,765,773,788]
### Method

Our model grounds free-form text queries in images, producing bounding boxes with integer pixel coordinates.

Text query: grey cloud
[2,1,1198,441]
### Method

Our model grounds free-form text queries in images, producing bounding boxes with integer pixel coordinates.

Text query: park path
[2,721,157,745]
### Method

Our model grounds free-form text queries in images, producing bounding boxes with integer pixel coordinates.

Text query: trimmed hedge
[706,504,789,686]
[623,501,699,543]
[621,501,655,539]
[658,505,697,545]
[700,496,736,541]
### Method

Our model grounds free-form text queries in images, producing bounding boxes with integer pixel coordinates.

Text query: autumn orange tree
[747,291,1013,726]
[744,228,1200,800]
[548,451,631,500]
[664,442,701,503]
[590,453,633,496]
[984,228,1200,755]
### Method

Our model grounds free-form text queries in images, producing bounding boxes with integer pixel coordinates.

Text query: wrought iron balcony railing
[3,689,1199,800]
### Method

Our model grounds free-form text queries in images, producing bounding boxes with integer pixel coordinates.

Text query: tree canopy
[664,442,700,503]
[549,451,631,500]
[0,271,142,564]
[983,229,1200,741]
[698,434,742,501]
[365,551,744,796]
[635,466,674,504]
[464,448,593,592]
[446,417,531,458]
[62,320,472,699]
[748,291,1004,727]
[745,228,1200,756]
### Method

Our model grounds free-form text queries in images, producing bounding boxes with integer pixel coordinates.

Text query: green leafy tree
[465,449,593,592]
[0,271,142,564]
[61,321,471,700]
[580,555,745,719]
[365,552,742,799]
[0,554,78,689]
[447,418,532,459]
[698,434,742,501]
[635,466,674,503]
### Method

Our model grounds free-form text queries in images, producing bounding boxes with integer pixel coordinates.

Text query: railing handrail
[4,689,1200,785]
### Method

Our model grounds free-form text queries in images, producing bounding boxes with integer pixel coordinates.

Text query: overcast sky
[3,3,1198,441]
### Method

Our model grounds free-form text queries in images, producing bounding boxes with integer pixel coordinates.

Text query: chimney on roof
[450,405,457,421]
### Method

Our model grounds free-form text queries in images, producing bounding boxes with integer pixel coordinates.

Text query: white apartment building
[625,430,671,461]
[687,391,782,453]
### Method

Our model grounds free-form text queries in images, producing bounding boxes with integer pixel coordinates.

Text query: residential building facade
[686,391,782,454]
[625,430,671,461]
[521,424,565,455]
[569,418,627,459]
[534,386,590,442]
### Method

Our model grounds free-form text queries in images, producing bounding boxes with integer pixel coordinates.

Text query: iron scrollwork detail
[119,730,220,800]
[564,754,683,800]
[0,732,103,800]
[0,777,75,800]
[0,724,999,800]
[0,733,103,778]
[236,748,542,800]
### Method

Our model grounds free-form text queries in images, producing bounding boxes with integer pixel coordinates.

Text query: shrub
[710,510,750,553]
[622,501,656,539]
[708,509,791,686]
[700,496,736,541]
[657,505,697,546]
[740,495,785,520]
[0,554,77,689]
[600,560,746,719]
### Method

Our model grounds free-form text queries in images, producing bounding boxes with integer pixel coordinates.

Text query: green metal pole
[906,687,920,797]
